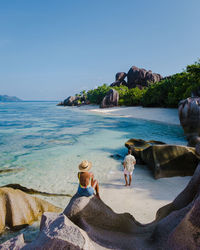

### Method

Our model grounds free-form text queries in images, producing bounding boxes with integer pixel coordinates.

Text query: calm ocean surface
[0,101,186,242]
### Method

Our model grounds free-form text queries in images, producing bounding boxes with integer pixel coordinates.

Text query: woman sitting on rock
[77,160,100,199]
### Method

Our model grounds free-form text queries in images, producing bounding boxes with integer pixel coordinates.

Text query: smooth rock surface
[0,234,25,250]
[23,212,94,250]
[63,166,200,249]
[100,89,119,108]
[153,163,200,249]
[178,97,200,146]
[0,187,61,234]
[125,138,165,163]
[110,72,127,87]
[64,194,153,250]
[196,142,200,157]
[125,138,199,178]
[141,144,198,178]
[58,95,88,106]
[127,66,162,88]
[63,96,77,106]
[2,164,200,249]
[115,72,127,82]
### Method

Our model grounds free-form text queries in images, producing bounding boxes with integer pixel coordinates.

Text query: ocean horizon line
[0,100,59,102]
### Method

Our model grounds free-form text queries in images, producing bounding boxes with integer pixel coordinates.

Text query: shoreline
[101,164,191,223]
[76,105,189,223]
[79,105,190,223]
[0,102,190,243]
[78,105,180,125]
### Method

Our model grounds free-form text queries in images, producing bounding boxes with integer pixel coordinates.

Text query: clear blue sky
[0,0,200,100]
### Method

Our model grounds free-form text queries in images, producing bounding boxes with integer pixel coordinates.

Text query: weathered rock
[64,194,153,250]
[63,96,76,106]
[115,72,127,82]
[22,212,94,250]
[56,101,64,106]
[2,163,200,249]
[100,89,119,108]
[58,95,89,107]
[125,139,199,178]
[58,95,80,106]
[167,196,200,249]
[196,142,200,157]
[178,97,200,146]
[153,163,200,249]
[127,66,162,89]
[125,138,165,163]
[0,234,26,250]
[0,187,61,234]
[64,167,200,249]
[1,183,72,198]
[141,144,199,178]
[57,96,76,106]
[110,72,127,87]
[188,135,200,148]
[156,162,200,221]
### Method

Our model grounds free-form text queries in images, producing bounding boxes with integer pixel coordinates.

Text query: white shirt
[124,154,136,172]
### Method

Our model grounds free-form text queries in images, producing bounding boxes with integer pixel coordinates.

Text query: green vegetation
[142,60,200,107]
[87,84,110,104]
[81,84,146,106]
[109,85,146,106]
[77,60,200,108]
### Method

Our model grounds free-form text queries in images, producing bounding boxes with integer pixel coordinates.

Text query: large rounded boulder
[2,163,200,249]
[110,72,127,87]
[63,96,77,106]
[125,138,165,163]
[0,187,61,234]
[127,66,162,88]
[100,88,119,108]
[125,138,199,178]
[115,72,127,82]
[178,97,200,146]
[141,144,198,178]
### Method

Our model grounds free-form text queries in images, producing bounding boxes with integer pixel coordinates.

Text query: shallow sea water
[0,102,187,243]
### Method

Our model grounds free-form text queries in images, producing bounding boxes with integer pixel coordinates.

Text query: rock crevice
[2,164,200,249]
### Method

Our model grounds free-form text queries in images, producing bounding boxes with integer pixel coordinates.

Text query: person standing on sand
[123,149,136,186]
[77,160,100,199]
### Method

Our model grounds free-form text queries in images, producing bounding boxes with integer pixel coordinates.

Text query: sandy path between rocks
[80,105,189,223]
[100,164,190,224]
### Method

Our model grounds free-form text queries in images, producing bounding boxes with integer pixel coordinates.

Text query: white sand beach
[82,105,190,224]
[83,105,180,125]
[101,165,191,224]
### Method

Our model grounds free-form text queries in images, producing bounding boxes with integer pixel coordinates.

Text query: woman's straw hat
[78,160,92,172]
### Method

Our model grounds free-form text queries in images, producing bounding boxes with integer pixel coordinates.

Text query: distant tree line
[80,60,200,108]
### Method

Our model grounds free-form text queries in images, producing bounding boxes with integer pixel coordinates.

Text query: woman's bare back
[78,172,93,187]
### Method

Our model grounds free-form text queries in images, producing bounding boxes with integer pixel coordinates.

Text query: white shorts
[124,169,133,176]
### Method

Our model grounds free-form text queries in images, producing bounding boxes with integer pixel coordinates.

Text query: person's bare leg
[129,175,132,186]
[124,174,128,186]
[92,179,100,199]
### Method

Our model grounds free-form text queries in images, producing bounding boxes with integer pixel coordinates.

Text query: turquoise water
[0,102,186,205]
[0,102,186,242]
